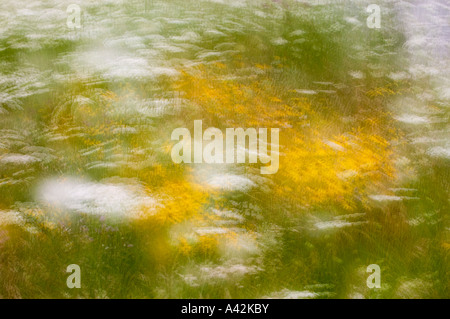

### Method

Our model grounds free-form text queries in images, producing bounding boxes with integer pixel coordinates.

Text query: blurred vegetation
[0,0,448,298]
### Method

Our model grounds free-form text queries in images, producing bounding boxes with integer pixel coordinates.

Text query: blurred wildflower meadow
[0,0,449,298]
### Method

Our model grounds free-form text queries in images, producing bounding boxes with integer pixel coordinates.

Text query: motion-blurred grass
[0,0,448,298]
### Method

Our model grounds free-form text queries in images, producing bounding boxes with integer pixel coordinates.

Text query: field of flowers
[0,0,448,298]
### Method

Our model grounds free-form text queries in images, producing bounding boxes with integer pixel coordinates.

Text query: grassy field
[0,0,448,298]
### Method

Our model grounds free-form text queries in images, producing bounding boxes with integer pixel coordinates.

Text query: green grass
[0,0,448,299]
